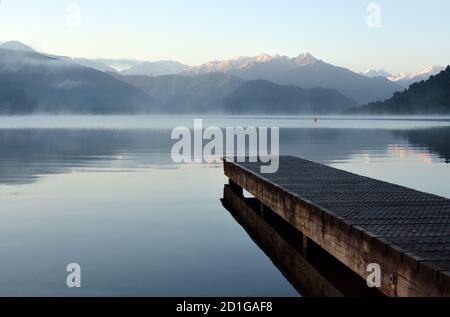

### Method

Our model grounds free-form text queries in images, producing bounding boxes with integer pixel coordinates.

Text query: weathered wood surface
[223,156,450,297]
[222,185,382,297]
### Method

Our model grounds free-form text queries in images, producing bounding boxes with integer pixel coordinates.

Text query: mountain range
[388,66,446,88]
[222,80,357,114]
[113,73,357,114]
[185,53,317,75]
[122,61,190,76]
[0,47,161,114]
[0,40,447,114]
[182,53,401,104]
[361,66,446,88]
[0,41,36,52]
[0,41,357,114]
[361,69,393,78]
[111,72,244,113]
[350,66,450,114]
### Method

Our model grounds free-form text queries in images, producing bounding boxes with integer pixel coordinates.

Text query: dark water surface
[0,115,449,296]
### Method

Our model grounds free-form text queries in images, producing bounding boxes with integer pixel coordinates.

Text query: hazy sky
[0,0,449,73]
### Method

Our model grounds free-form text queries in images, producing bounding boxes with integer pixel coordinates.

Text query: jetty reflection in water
[221,185,383,297]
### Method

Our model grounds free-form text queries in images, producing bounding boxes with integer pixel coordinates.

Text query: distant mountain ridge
[96,59,142,72]
[0,48,161,114]
[388,66,446,88]
[0,41,36,52]
[114,73,357,114]
[2,40,447,115]
[185,53,401,104]
[112,73,244,113]
[361,69,392,78]
[122,60,190,77]
[223,80,358,114]
[56,56,117,72]
[185,53,317,75]
[361,65,446,88]
[349,66,450,114]
[0,45,357,114]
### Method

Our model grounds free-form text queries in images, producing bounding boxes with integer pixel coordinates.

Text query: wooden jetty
[223,156,450,297]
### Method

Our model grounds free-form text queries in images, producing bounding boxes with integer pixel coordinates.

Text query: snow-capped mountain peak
[413,65,445,77]
[361,66,446,86]
[254,53,275,62]
[389,66,445,81]
[361,69,392,78]
[294,52,318,65]
[186,53,318,75]
[388,72,409,81]
[387,65,445,87]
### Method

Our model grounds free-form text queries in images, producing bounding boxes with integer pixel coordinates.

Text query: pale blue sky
[0,0,449,73]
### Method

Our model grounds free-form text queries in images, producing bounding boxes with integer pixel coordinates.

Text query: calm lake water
[0,115,449,296]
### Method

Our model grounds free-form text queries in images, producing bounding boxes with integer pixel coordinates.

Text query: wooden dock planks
[223,156,450,297]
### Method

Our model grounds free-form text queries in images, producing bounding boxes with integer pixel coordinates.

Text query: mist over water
[0,115,449,296]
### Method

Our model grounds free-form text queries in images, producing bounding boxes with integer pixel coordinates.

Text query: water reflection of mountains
[394,128,450,163]
[0,127,449,185]
[0,129,174,184]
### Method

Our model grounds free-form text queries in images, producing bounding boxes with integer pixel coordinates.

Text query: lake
[0,115,449,296]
